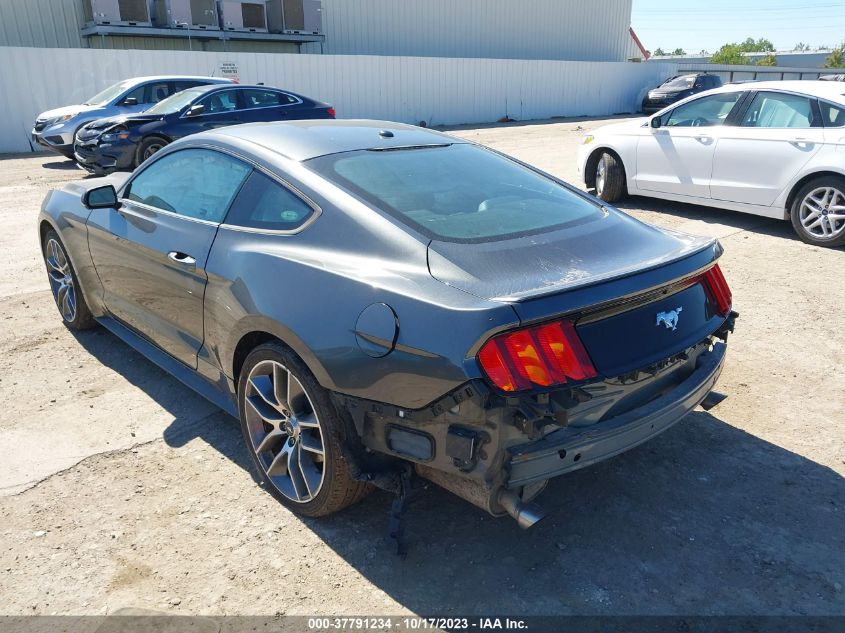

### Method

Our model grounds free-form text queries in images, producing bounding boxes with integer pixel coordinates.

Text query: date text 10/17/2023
[307,617,529,630]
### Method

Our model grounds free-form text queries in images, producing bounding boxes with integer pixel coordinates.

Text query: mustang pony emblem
[655,307,683,331]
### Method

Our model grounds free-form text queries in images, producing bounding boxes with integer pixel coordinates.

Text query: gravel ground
[0,118,843,617]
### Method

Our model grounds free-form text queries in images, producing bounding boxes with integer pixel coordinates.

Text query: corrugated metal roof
[1,0,634,61]
[302,0,633,61]
[0,0,86,48]
[0,0,297,52]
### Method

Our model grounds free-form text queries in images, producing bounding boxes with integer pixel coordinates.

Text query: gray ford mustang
[38,120,737,532]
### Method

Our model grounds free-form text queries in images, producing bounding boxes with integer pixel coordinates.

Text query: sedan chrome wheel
[799,186,845,240]
[595,156,607,196]
[243,360,326,503]
[44,238,77,323]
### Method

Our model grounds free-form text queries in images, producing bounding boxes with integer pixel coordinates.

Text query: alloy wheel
[243,360,326,503]
[799,186,845,240]
[596,156,607,196]
[44,238,77,323]
[143,143,164,160]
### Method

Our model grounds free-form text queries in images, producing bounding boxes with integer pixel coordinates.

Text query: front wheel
[594,152,625,203]
[135,137,168,168]
[237,342,372,517]
[790,176,845,247]
[42,229,96,330]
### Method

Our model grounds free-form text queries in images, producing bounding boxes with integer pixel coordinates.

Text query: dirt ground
[0,118,843,617]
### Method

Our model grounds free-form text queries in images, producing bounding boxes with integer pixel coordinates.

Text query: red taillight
[702,264,732,315]
[477,320,597,392]
[327,107,336,119]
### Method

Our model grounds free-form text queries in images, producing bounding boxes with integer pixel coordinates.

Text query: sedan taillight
[478,320,597,393]
[327,107,336,119]
[702,264,732,316]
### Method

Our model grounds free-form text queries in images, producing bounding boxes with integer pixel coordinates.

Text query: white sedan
[577,80,845,247]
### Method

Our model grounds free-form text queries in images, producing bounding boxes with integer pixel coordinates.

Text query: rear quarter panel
[201,162,518,410]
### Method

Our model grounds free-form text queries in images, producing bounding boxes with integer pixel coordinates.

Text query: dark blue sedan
[74,84,335,174]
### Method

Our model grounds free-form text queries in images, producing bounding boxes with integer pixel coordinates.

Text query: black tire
[135,136,169,168]
[789,175,845,248]
[42,229,96,330]
[237,342,372,517]
[594,151,625,203]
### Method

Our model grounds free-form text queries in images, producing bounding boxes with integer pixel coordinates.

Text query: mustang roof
[211,119,466,161]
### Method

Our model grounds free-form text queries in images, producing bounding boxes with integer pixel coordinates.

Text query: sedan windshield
[84,80,135,106]
[660,75,695,91]
[144,88,208,115]
[308,143,602,242]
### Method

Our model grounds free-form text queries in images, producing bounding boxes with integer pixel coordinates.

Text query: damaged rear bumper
[505,341,727,488]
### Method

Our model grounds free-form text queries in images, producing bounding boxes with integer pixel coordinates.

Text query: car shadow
[440,114,637,133]
[70,328,251,475]
[41,159,83,171]
[615,196,801,244]
[70,327,845,615]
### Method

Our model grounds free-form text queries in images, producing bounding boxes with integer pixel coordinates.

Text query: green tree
[653,47,667,57]
[671,48,686,56]
[757,53,777,66]
[709,38,775,65]
[824,44,845,68]
[710,44,744,65]
[742,37,774,53]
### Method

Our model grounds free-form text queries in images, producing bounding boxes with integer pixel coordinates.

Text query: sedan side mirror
[186,104,205,117]
[122,97,138,106]
[83,185,119,209]
[650,116,662,129]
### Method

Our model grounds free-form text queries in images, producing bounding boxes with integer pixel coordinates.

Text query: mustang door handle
[168,251,196,266]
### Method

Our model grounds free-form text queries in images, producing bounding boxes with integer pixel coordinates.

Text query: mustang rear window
[307,144,602,242]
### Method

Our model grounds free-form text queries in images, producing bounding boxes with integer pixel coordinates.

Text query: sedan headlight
[100,125,130,142]
[49,113,78,126]
[582,135,595,145]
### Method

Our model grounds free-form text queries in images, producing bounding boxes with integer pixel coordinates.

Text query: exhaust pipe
[415,464,547,529]
[498,489,547,529]
[700,390,727,411]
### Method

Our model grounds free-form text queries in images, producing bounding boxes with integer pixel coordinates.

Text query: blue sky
[631,0,845,54]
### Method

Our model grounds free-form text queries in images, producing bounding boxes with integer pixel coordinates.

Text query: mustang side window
[225,170,315,231]
[741,92,818,128]
[126,149,251,222]
[665,92,742,127]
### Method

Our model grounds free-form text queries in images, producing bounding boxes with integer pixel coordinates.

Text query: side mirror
[186,104,205,117]
[122,97,138,106]
[83,185,119,209]
[650,116,662,129]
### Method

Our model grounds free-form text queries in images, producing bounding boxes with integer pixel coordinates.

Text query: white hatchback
[577,80,845,247]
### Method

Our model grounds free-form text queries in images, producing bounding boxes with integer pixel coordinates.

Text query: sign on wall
[219,61,240,83]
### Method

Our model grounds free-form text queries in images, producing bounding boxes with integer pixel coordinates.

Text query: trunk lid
[427,211,712,304]
[428,214,727,378]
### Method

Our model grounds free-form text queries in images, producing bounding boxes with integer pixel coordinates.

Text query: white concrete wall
[0,46,678,154]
